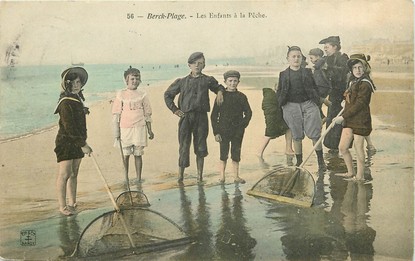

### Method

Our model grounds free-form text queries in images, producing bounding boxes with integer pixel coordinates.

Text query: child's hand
[333,116,344,125]
[148,131,154,140]
[174,110,185,117]
[215,134,222,142]
[81,144,93,156]
[323,98,332,107]
[216,91,224,105]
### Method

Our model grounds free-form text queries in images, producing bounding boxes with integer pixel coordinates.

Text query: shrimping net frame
[247,166,315,207]
[73,208,192,258]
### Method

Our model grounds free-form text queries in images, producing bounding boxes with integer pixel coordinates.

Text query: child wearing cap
[54,67,93,216]
[112,66,154,183]
[276,46,327,171]
[308,48,332,124]
[334,54,376,181]
[211,70,252,183]
[164,52,225,183]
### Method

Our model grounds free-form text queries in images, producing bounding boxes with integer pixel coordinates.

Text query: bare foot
[59,206,74,216]
[285,150,295,156]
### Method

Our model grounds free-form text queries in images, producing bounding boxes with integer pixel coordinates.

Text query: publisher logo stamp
[20,230,36,246]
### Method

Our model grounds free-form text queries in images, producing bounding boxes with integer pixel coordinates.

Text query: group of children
[257,36,376,181]
[54,40,376,215]
[110,52,252,185]
[164,52,251,184]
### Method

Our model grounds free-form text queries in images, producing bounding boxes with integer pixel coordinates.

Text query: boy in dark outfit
[308,48,332,123]
[164,52,225,183]
[319,36,349,151]
[211,70,252,184]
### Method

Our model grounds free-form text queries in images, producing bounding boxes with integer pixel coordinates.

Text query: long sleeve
[343,82,372,119]
[164,78,181,113]
[207,76,225,94]
[276,71,288,106]
[112,114,120,138]
[111,91,122,138]
[142,93,153,122]
[211,102,220,135]
[326,52,349,90]
[240,94,252,128]
[304,68,322,105]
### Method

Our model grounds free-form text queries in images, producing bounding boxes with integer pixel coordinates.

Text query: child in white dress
[112,66,154,182]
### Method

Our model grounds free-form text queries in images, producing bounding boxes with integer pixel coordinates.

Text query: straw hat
[60,67,88,91]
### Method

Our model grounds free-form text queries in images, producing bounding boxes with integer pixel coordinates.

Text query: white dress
[112,88,152,148]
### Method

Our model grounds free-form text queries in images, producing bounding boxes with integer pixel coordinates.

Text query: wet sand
[0,65,413,260]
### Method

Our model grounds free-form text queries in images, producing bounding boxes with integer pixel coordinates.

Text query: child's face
[70,77,82,94]
[126,74,141,89]
[224,77,239,91]
[352,62,364,78]
[188,58,205,75]
[323,43,337,56]
[309,55,320,64]
[287,50,303,69]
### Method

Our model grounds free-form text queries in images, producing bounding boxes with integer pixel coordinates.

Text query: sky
[0,0,413,66]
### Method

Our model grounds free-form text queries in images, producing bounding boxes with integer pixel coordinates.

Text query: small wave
[0,125,57,144]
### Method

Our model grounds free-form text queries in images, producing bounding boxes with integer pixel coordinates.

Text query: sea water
[0,64,189,141]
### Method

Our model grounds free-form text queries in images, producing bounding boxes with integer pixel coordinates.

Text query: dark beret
[188,52,204,63]
[308,48,324,57]
[223,70,241,80]
[319,36,340,45]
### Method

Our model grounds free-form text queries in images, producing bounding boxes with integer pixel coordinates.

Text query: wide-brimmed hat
[347,54,371,70]
[61,67,88,91]
[319,36,340,45]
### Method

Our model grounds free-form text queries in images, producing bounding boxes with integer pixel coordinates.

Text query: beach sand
[0,65,413,260]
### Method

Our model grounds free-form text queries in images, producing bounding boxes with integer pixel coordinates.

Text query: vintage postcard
[0,1,413,260]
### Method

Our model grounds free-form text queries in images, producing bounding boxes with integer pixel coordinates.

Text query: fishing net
[73,208,192,258]
[116,191,151,208]
[247,166,316,207]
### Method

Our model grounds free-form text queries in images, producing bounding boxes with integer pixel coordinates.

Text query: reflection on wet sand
[262,159,376,260]
[313,171,329,208]
[58,216,80,258]
[176,184,257,260]
[216,184,256,260]
[341,182,375,259]
[177,184,214,259]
